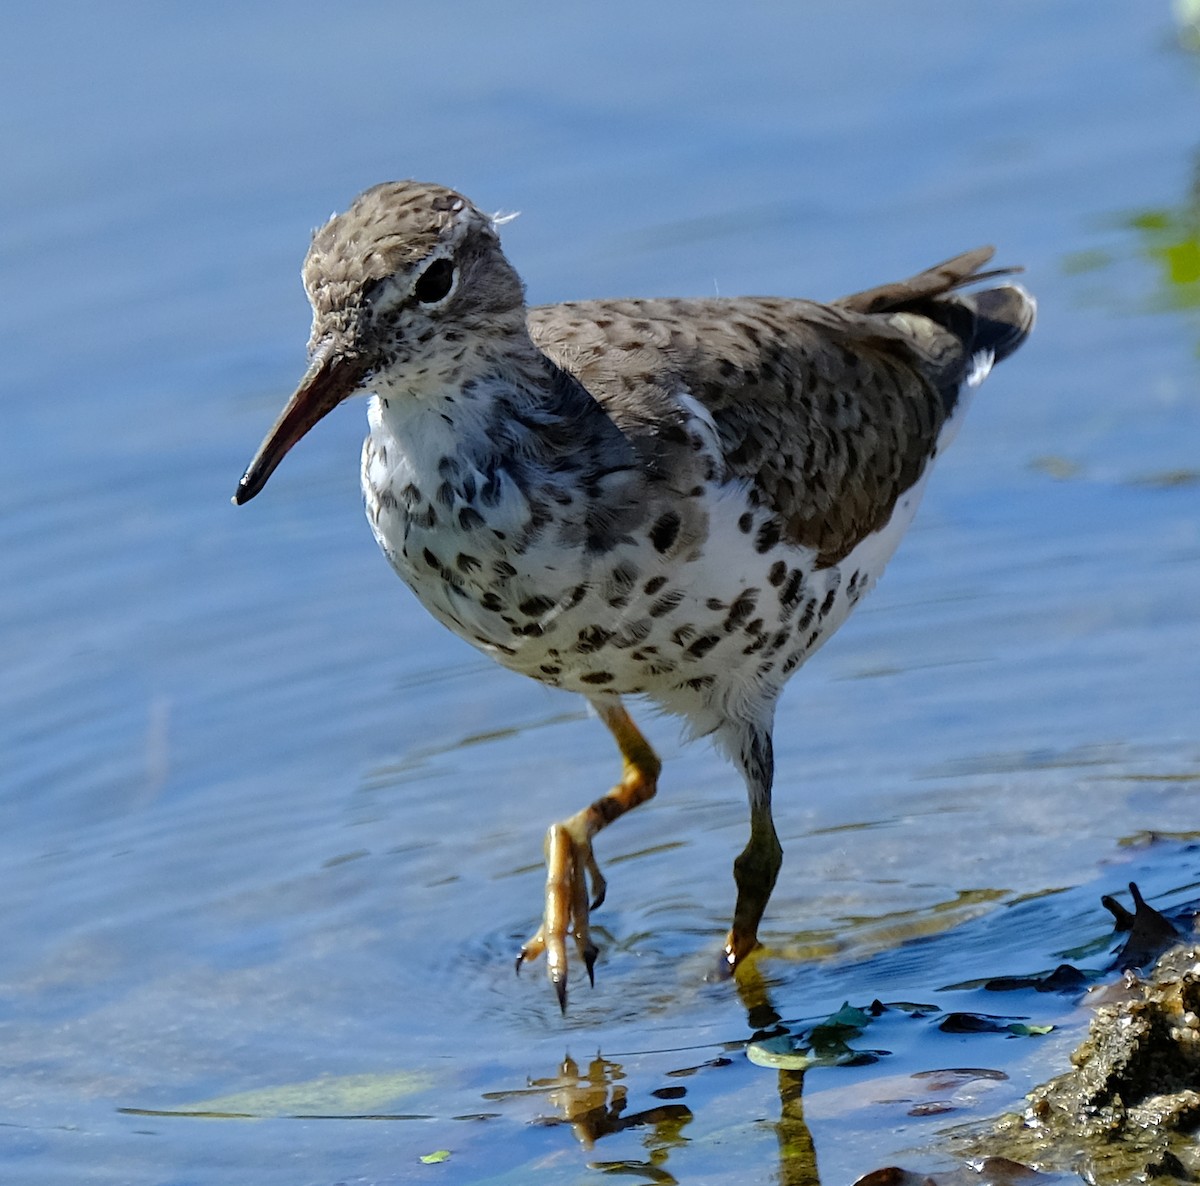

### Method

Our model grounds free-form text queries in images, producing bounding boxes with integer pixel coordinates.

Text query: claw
[586,851,607,911]
[516,928,545,978]
[517,820,598,1008]
[720,928,762,978]
[710,947,736,981]
[514,700,660,1009]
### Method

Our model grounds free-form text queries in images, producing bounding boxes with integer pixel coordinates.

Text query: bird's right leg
[721,721,783,973]
[517,695,661,1010]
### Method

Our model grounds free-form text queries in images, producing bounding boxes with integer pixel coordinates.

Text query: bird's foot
[515,815,606,1012]
[713,926,763,980]
[514,699,659,1012]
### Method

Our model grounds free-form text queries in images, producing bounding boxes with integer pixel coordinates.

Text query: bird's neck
[365,331,580,477]
[366,328,638,526]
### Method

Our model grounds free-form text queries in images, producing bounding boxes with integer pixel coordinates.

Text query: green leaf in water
[420,1150,451,1164]
[746,1036,814,1071]
[171,1070,437,1117]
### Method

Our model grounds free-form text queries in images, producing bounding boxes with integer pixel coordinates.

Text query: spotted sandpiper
[235,181,1035,1010]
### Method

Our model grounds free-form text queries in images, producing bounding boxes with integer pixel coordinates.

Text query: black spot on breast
[686,632,722,659]
[649,590,685,618]
[682,674,716,691]
[737,512,754,534]
[580,671,614,685]
[755,519,782,554]
[650,511,681,553]
[779,569,805,611]
[723,590,758,631]
[819,587,837,617]
[575,625,614,654]
[480,591,503,612]
[518,594,557,618]
[455,552,481,574]
[493,560,517,579]
[767,560,787,587]
[400,483,422,508]
[604,561,639,606]
[643,575,668,596]
[436,481,455,508]
[458,506,485,530]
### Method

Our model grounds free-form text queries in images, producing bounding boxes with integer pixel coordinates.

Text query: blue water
[3,3,1199,1182]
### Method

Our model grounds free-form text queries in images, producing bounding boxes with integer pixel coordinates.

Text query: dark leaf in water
[911,1068,1009,1091]
[938,1013,1052,1037]
[877,1000,939,1017]
[664,1056,732,1078]
[1102,882,1183,969]
[980,964,1089,993]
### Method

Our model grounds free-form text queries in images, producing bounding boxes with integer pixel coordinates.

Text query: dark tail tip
[969,284,1037,364]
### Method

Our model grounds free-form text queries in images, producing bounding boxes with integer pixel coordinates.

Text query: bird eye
[413,257,455,305]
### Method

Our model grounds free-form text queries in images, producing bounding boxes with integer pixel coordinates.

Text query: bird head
[234,181,525,505]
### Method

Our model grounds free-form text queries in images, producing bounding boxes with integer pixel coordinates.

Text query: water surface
[3,3,1199,1183]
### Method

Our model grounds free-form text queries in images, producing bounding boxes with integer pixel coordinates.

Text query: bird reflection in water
[485,970,821,1184]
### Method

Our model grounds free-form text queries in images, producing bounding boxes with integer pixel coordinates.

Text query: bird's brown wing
[529,248,1025,567]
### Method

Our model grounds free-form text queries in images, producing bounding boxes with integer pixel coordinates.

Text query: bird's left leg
[517,695,660,1010]
[721,721,783,974]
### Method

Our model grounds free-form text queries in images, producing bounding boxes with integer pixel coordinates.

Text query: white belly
[361,396,933,734]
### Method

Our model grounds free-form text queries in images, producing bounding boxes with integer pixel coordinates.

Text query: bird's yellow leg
[517,699,660,1011]
[722,799,783,974]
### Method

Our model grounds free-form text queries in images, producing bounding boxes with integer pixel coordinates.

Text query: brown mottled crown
[299,181,517,350]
